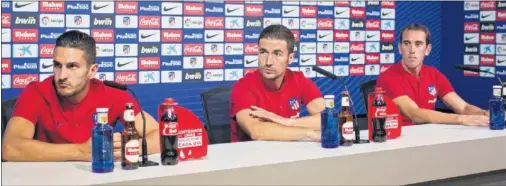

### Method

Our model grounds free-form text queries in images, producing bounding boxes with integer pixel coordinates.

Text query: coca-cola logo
[204,17,224,28]
[139,16,160,28]
[350,43,365,52]
[1,14,10,27]
[317,19,333,29]
[39,44,55,58]
[115,72,138,84]
[464,22,479,32]
[12,74,38,88]
[183,44,203,55]
[381,1,396,8]
[366,20,380,30]
[480,1,496,9]
[350,66,365,75]
[374,107,387,117]
[244,43,258,55]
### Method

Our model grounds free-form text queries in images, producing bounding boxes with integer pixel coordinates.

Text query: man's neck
[60,83,90,105]
[263,73,285,91]
[401,61,423,77]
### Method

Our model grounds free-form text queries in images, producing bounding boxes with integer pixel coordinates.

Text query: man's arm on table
[2,117,89,162]
[442,92,489,116]
[393,95,488,126]
[236,108,321,141]
[250,98,325,130]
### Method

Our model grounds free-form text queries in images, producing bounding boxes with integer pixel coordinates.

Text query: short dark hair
[258,24,295,54]
[55,30,96,66]
[400,23,431,45]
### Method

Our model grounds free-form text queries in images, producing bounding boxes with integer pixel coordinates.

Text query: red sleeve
[109,89,142,124]
[300,75,322,105]
[435,70,454,98]
[229,82,256,118]
[376,73,406,100]
[11,83,44,125]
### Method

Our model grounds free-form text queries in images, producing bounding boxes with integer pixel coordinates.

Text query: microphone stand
[337,77,370,144]
[127,89,159,167]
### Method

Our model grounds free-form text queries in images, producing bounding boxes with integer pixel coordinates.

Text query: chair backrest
[360,80,376,117]
[200,86,232,144]
[1,98,17,138]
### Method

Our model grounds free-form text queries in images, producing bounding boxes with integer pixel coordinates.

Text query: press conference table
[3,124,506,185]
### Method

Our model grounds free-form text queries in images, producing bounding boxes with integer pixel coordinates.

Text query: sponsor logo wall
[1,1,396,89]
[463,1,506,77]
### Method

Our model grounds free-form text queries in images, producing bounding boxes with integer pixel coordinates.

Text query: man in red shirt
[2,31,160,162]
[230,25,325,142]
[377,24,488,127]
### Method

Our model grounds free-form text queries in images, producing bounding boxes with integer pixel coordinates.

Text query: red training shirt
[229,69,322,142]
[376,62,454,126]
[11,76,141,144]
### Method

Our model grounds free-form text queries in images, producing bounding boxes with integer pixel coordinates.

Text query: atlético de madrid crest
[428,85,437,96]
[288,97,300,111]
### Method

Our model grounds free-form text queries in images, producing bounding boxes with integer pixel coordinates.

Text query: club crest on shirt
[288,97,300,111]
[428,85,437,96]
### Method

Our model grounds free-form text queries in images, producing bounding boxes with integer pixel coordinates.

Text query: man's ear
[288,53,294,64]
[425,44,432,56]
[88,64,98,79]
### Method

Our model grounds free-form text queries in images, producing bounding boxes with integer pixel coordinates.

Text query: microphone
[312,66,338,80]
[454,65,503,86]
[102,80,159,167]
[311,66,369,144]
[103,80,127,91]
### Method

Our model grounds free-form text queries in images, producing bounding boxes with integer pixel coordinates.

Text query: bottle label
[342,121,355,140]
[96,112,108,125]
[124,140,140,163]
[162,122,178,136]
[342,97,350,107]
[374,106,387,117]
[494,88,502,97]
[124,109,135,122]
[325,99,335,108]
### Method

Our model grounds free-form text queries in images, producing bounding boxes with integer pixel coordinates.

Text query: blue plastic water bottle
[92,108,114,173]
[489,85,505,130]
[321,95,339,148]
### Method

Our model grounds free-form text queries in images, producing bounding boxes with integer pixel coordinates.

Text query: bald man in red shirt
[230,25,325,142]
[377,24,488,127]
[2,31,160,162]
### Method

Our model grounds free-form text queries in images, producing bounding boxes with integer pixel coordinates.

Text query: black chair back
[2,98,17,138]
[200,86,232,144]
[360,80,377,116]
